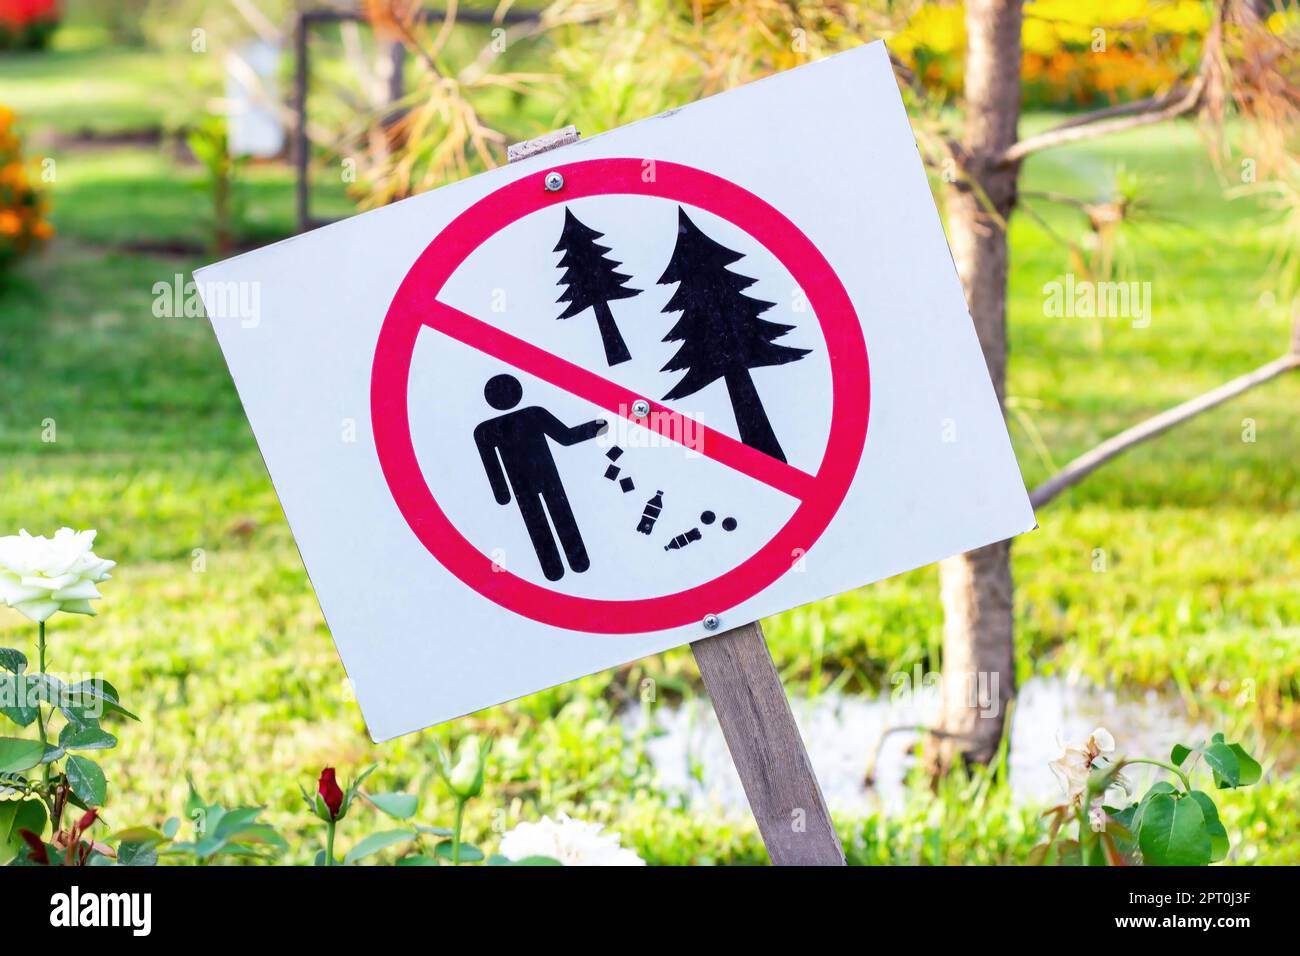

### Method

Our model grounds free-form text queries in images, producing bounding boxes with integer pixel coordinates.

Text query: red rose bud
[318,767,344,820]
[19,829,49,865]
[76,809,99,832]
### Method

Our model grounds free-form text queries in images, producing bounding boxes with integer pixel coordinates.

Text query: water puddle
[624,676,1214,816]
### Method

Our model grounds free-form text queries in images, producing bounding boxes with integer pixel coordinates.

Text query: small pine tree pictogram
[658,206,809,462]
[554,208,640,366]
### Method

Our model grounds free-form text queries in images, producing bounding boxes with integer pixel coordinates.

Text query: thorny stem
[36,621,50,790]
[326,818,336,866]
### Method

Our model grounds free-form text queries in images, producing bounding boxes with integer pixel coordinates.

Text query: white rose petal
[50,581,101,601]
[21,573,77,591]
[12,599,61,623]
[0,579,46,604]
[0,529,115,623]
[499,814,645,866]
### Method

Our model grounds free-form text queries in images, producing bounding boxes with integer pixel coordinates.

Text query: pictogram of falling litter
[603,446,635,493]
[664,510,739,552]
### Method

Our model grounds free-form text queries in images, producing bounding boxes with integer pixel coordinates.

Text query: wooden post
[508,130,845,866]
[691,622,844,865]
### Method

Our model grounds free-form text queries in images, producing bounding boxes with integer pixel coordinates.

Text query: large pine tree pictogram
[658,207,809,462]
[554,208,640,366]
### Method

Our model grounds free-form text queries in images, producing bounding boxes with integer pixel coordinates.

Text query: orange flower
[0,162,26,188]
[0,209,22,236]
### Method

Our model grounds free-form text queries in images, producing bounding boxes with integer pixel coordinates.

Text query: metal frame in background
[293,6,541,232]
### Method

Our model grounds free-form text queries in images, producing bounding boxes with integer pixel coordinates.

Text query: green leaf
[1186,791,1229,862]
[1228,744,1261,787]
[184,776,205,817]
[61,679,139,722]
[212,807,264,840]
[0,798,48,866]
[344,828,416,864]
[395,855,440,866]
[109,826,169,847]
[1138,792,1211,866]
[0,674,39,727]
[414,823,454,837]
[65,755,107,806]
[0,737,46,774]
[1107,803,1136,830]
[8,838,61,866]
[162,817,180,839]
[0,770,30,795]
[194,806,229,857]
[1203,741,1241,789]
[339,765,378,818]
[1081,837,1108,867]
[33,673,65,706]
[1130,780,1176,836]
[58,721,117,752]
[235,823,286,851]
[39,744,65,764]
[0,648,27,674]
[117,841,158,866]
[433,840,484,863]
[366,792,419,820]
[1170,743,1193,767]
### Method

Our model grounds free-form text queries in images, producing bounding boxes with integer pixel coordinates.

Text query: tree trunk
[593,301,632,366]
[724,367,786,462]
[929,0,1024,772]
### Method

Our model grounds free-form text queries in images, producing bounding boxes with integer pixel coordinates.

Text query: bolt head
[544,171,564,192]
[702,613,720,631]
[631,399,650,418]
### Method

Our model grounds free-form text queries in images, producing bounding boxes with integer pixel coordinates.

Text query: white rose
[0,528,116,623]
[499,814,645,866]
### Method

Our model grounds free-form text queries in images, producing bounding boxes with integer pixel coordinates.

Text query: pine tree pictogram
[657,207,809,462]
[554,208,640,366]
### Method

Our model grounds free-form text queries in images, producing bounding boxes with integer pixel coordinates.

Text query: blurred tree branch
[1030,348,1300,510]
[1001,69,1208,164]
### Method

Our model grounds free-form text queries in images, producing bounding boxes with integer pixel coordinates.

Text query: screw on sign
[195,43,1034,867]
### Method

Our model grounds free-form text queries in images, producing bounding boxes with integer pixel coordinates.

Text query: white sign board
[197,42,1035,741]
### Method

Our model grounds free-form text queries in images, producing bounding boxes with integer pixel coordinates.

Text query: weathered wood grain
[507,125,581,163]
[691,622,845,866]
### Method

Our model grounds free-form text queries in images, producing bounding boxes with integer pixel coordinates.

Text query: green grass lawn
[0,46,194,137]
[1,47,1297,864]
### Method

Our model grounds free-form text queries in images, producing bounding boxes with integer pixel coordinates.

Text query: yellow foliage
[894,0,1211,104]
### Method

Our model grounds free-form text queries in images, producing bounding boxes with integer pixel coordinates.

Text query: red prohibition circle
[371,158,870,633]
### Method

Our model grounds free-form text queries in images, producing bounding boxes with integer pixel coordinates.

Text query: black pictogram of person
[473,373,608,582]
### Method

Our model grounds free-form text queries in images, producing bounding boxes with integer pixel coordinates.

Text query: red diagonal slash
[418,299,817,500]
